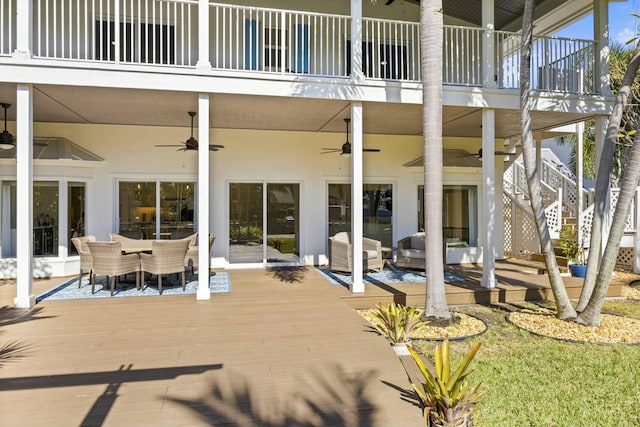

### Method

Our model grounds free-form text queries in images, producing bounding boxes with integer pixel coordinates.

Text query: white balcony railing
[33,0,198,65]
[495,31,595,93]
[0,1,597,93]
[211,3,350,77]
[0,0,16,56]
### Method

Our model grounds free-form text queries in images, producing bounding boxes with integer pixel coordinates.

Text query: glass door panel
[328,183,393,247]
[34,182,59,256]
[266,183,299,262]
[68,183,86,255]
[119,181,156,239]
[160,182,195,239]
[229,183,264,264]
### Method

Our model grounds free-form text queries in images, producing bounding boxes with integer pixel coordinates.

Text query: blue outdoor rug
[36,272,231,302]
[315,268,465,286]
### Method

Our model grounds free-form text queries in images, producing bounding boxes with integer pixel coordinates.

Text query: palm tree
[519,0,577,320]
[576,40,640,325]
[420,0,450,319]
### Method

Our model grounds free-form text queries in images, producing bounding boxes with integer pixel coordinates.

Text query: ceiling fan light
[0,130,15,149]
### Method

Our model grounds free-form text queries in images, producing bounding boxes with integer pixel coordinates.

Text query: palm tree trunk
[577,130,640,325]
[577,41,640,311]
[576,42,640,324]
[421,0,450,319]
[520,0,576,320]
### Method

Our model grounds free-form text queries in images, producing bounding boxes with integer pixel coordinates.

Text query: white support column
[481,109,496,288]
[576,121,585,247]
[196,0,211,70]
[495,140,505,259]
[350,0,363,82]
[593,0,611,96]
[14,85,34,308]
[482,0,496,88]
[350,102,364,293]
[594,116,607,172]
[196,94,211,300]
[14,0,32,58]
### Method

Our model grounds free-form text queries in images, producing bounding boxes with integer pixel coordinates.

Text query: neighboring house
[0,0,615,307]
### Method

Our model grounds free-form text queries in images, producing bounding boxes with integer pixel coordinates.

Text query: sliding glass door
[229,182,300,265]
[328,183,393,247]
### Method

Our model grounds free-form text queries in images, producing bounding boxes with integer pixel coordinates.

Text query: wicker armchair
[185,233,215,274]
[328,232,383,273]
[395,232,426,270]
[86,241,141,296]
[70,235,96,288]
[140,239,190,295]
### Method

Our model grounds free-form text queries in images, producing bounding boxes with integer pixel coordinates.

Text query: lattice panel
[514,206,539,259]
[504,194,513,256]
[617,247,634,267]
[609,189,635,231]
[545,201,560,234]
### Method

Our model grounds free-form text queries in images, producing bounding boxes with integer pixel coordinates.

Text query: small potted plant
[408,338,482,427]
[369,301,428,355]
[558,225,587,277]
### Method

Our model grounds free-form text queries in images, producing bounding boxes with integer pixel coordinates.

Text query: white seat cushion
[363,249,378,259]
[398,248,425,259]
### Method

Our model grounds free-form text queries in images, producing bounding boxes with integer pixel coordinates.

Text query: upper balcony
[0,0,597,95]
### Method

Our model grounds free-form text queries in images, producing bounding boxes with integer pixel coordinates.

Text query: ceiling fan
[0,103,48,150]
[155,111,225,152]
[0,103,16,150]
[321,118,380,155]
[458,149,515,159]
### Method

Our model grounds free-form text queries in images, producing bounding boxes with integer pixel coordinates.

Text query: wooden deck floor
[0,260,619,426]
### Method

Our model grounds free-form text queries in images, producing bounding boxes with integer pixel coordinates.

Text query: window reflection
[118,181,195,239]
[328,183,393,247]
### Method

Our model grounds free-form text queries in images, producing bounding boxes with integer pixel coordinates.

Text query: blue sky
[555,0,639,45]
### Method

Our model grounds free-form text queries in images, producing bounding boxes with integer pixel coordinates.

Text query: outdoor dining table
[119,239,154,254]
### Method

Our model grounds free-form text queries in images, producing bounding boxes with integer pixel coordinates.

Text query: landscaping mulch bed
[507,307,640,345]
[357,309,487,341]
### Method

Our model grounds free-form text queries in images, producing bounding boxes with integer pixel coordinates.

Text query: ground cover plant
[410,298,640,427]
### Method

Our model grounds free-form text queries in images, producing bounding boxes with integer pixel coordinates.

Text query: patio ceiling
[394,0,569,31]
[0,83,591,140]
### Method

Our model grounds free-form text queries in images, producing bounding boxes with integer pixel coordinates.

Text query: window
[95,20,175,64]
[244,20,309,73]
[346,41,408,79]
[264,27,286,70]
[68,183,86,256]
[418,185,478,247]
[328,183,393,247]
[118,181,195,239]
[0,181,84,258]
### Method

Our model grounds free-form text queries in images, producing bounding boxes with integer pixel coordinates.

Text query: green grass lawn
[411,301,640,427]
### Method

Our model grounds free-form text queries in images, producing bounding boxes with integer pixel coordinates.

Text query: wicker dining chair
[70,235,96,288]
[184,233,215,275]
[140,239,190,295]
[86,241,141,296]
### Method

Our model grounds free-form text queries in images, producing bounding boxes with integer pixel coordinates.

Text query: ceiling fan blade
[208,146,220,151]
[363,148,381,152]
[155,144,184,147]
[321,150,341,154]
[209,144,225,149]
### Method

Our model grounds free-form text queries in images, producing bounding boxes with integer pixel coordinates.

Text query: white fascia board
[443,86,613,114]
